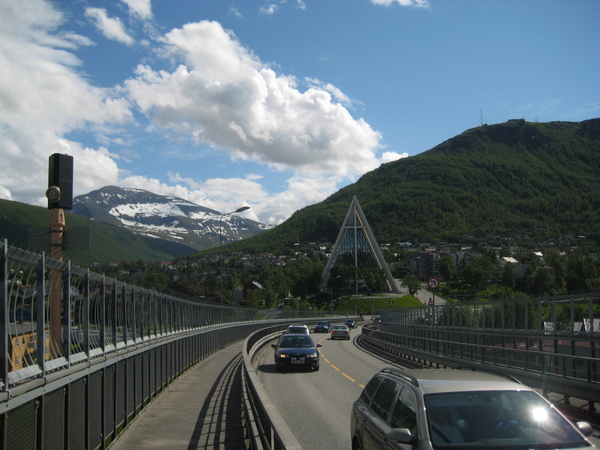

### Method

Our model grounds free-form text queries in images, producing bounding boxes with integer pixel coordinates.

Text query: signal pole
[47,154,73,357]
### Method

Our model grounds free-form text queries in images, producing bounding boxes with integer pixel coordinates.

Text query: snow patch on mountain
[71,186,272,251]
[110,203,187,219]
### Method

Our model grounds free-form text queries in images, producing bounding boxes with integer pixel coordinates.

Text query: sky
[1,0,599,225]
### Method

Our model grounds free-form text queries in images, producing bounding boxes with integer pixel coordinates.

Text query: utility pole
[47,154,73,357]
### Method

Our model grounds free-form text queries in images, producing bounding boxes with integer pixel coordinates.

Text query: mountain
[0,198,198,264]
[71,186,271,252]
[220,118,600,254]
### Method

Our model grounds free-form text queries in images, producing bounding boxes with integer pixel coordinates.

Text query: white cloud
[0,0,131,206]
[0,2,394,225]
[125,21,383,181]
[85,7,135,46]
[305,78,353,106]
[259,4,279,15]
[380,151,408,164]
[229,6,243,18]
[124,171,341,225]
[370,0,430,7]
[121,0,153,20]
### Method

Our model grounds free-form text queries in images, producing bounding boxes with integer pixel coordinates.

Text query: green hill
[0,199,196,264]
[4,118,599,263]
[222,118,600,254]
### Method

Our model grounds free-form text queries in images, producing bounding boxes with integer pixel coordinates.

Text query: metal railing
[0,240,314,449]
[1,240,267,390]
[364,296,600,407]
[242,326,304,450]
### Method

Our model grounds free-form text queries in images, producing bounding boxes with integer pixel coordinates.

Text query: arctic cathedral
[319,196,399,294]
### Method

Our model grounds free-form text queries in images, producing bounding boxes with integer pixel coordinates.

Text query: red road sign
[427,277,440,290]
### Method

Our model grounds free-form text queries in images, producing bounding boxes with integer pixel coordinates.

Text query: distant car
[372,316,381,323]
[351,367,596,450]
[283,324,310,335]
[271,334,321,371]
[330,324,351,340]
[344,319,356,329]
[314,321,331,333]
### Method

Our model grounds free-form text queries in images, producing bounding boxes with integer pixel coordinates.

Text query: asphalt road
[254,327,600,449]
[254,327,397,449]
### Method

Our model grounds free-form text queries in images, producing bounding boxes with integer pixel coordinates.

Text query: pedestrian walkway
[109,342,247,449]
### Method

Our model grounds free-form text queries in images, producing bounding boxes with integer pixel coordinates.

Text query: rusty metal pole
[49,208,65,357]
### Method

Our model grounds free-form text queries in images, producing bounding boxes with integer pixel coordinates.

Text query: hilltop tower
[320,196,399,295]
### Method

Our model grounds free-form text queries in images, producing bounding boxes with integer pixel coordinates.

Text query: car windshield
[424,390,587,449]
[279,336,314,348]
[332,326,346,330]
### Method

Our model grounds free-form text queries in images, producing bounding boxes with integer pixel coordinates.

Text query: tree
[245,290,261,308]
[501,263,517,290]
[263,289,278,308]
[545,248,566,288]
[566,252,586,292]
[402,274,421,296]
[461,256,493,293]
[439,255,457,284]
[532,266,553,296]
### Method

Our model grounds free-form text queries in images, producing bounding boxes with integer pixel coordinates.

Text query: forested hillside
[226,119,600,254]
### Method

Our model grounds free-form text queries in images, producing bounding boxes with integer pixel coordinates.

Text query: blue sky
[1,0,599,225]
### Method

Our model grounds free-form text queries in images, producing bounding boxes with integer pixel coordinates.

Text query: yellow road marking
[342,373,355,382]
[318,333,365,388]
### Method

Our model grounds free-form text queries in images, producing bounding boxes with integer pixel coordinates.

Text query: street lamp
[219,206,250,308]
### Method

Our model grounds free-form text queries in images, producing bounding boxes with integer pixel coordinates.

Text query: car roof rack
[455,366,524,385]
[380,367,419,387]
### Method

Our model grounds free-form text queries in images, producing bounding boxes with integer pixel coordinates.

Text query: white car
[283,324,310,335]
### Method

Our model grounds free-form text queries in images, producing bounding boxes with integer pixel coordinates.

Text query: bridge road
[109,342,248,450]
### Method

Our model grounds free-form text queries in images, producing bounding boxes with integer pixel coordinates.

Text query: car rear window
[287,327,306,333]
[392,387,417,432]
[360,376,382,406]
[371,379,398,422]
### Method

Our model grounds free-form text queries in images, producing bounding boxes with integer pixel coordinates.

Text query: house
[243,281,265,299]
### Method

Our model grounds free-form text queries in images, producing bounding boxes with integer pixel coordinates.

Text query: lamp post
[219,206,250,309]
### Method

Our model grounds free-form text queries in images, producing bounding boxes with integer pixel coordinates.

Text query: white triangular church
[320,196,399,294]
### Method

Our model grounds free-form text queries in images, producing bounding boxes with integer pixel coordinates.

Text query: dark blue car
[314,321,331,333]
[272,334,321,371]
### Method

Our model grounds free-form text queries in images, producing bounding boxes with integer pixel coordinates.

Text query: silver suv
[351,367,596,449]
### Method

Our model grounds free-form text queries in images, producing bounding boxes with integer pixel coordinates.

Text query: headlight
[306,353,318,358]
[277,353,289,358]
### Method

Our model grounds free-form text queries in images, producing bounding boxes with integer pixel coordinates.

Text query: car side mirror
[316,344,322,348]
[387,428,416,444]
[576,421,593,436]
[271,344,277,348]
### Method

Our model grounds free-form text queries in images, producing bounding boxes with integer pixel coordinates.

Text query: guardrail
[0,241,324,449]
[241,318,599,449]
[242,326,303,450]
[363,299,600,409]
